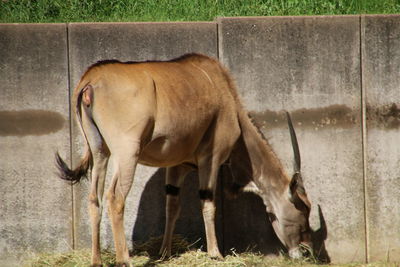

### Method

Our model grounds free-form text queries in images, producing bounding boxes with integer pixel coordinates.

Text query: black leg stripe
[199,189,213,200]
[165,184,180,196]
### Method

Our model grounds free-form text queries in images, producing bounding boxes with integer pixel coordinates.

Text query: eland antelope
[56,53,312,266]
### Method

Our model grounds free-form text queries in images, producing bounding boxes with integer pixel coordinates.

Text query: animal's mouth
[289,243,313,259]
[300,243,313,258]
[300,240,312,249]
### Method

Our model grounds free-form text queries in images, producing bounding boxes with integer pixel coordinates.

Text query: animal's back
[75,54,242,167]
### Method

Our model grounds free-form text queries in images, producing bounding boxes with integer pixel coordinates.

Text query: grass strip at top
[1,0,400,23]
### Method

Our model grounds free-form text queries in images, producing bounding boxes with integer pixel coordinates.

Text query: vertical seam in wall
[360,15,369,263]
[215,18,225,255]
[66,22,76,250]
[216,18,220,59]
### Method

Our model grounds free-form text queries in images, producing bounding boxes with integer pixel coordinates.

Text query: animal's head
[228,111,313,257]
[266,112,312,258]
[268,172,312,258]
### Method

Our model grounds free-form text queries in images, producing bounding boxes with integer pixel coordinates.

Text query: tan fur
[56,53,312,266]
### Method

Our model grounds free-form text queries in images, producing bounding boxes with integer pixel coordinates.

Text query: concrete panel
[67,22,219,251]
[0,24,71,265]
[362,15,400,262]
[218,16,364,262]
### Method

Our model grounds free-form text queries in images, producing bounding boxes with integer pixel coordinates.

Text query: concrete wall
[0,15,399,265]
[219,16,365,263]
[0,24,72,265]
[363,15,400,262]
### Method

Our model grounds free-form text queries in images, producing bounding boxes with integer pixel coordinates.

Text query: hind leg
[81,105,110,267]
[88,149,109,267]
[159,164,192,258]
[106,139,140,267]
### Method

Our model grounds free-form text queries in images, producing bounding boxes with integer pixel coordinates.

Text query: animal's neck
[236,111,290,195]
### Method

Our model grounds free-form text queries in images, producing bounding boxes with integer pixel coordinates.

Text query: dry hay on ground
[23,235,398,267]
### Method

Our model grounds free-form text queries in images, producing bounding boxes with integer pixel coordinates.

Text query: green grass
[0,0,399,23]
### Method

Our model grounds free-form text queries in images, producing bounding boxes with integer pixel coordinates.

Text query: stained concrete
[362,14,400,262]
[0,24,71,265]
[0,110,65,136]
[218,16,365,263]
[67,22,219,252]
[1,17,400,264]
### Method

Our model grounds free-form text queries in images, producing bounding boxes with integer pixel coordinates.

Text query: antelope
[56,53,312,266]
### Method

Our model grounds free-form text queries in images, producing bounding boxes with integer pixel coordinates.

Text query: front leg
[199,190,223,259]
[198,158,223,259]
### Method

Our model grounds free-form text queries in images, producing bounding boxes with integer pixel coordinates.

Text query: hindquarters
[55,82,109,185]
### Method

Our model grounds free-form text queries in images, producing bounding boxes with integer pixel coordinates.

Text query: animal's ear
[288,173,311,213]
[288,172,301,202]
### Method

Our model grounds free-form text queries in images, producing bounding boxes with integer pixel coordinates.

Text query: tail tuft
[55,152,90,184]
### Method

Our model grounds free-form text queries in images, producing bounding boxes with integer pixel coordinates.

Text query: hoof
[115,262,131,267]
[159,247,171,260]
[90,264,102,267]
[209,251,223,260]
[158,254,170,261]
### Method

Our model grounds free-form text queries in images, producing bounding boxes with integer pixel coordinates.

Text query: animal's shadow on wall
[130,166,330,262]
[130,168,208,254]
[312,205,330,263]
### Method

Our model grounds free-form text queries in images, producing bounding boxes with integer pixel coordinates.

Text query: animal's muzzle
[288,242,313,259]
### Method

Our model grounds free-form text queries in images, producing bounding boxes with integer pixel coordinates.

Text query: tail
[55,150,91,184]
[55,82,92,184]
